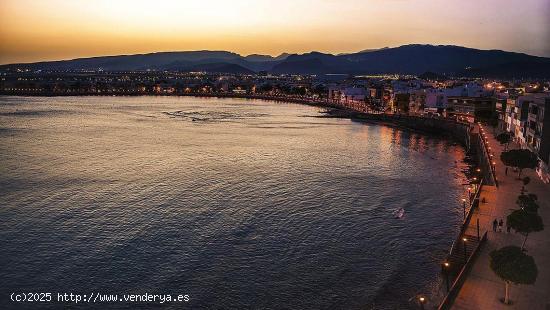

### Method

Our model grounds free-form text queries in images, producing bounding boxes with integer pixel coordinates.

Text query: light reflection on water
[0,96,468,309]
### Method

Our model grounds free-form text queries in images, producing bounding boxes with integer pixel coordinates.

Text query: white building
[425,89,448,111]
[341,87,366,102]
[329,86,366,102]
[503,93,550,183]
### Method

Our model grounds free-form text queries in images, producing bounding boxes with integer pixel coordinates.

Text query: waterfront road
[453,127,550,309]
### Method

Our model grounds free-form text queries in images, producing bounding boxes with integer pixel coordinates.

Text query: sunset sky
[1,0,549,64]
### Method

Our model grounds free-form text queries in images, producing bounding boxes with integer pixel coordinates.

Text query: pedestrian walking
[499,219,504,232]
[492,219,498,232]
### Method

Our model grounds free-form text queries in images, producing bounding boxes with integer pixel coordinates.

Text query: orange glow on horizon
[1,0,549,64]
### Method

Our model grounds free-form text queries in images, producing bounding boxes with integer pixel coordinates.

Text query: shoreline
[0,93,479,307]
[0,92,472,143]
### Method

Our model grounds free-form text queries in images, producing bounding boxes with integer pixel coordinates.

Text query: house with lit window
[447,96,496,122]
[524,94,550,182]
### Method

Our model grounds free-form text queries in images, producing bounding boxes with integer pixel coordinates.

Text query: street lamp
[462,198,467,220]
[462,237,468,264]
[419,296,426,310]
[442,262,450,292]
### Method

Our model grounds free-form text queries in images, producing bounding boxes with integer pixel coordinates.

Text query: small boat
[393,208,405,219]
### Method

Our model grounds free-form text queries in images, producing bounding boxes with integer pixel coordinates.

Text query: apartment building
[504,93,550,182]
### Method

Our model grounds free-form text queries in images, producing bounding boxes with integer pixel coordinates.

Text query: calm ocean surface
[0,96,468,309]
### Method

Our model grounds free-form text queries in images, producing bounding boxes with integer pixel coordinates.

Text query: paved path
[452,127,550,309]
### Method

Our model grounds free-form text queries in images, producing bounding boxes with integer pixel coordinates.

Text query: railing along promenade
[448,178,483,257]
[434,122,499,308]
[438,231,488,310]
[476,123,499,187]
[430,123,497,309]
[436,177,488,309]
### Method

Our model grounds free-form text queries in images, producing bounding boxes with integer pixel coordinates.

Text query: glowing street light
[442,262,450,292]
[462,237,468,264]
[419,296,426,310]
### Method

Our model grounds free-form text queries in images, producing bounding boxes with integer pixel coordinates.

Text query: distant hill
[0,50,280,73]
[179,63,255,74]
[1,45,549,78]
[273,53,290,61]
[243,54,289,62]
[0,51,243,71]
[337,47,389,56]
[244,54,275,62]
[274,45,550,77]
[459,60,550,79]
[272,53,338,74]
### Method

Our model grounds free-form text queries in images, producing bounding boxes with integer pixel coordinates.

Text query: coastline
[0,93,479,308]
[0,92,473,143]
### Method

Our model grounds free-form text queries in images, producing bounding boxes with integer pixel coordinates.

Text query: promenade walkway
[452,128,550,309]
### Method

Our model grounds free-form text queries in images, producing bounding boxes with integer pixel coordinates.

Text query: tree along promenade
[450,127,550,309]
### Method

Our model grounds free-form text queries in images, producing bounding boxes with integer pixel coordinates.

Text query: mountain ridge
[2,44,549,78]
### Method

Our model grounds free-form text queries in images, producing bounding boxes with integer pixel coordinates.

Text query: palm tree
[490,246,538,305]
